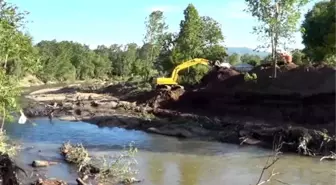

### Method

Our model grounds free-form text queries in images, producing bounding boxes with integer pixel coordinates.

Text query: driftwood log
[32,160,58,167]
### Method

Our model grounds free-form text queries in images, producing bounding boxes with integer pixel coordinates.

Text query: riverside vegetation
[0,0,335,184]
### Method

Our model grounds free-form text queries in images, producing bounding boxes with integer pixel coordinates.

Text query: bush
[244,72,257,82]
[324,54,336,67]
[0,132,18,157]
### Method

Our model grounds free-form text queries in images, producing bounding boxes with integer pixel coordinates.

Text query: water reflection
[148,157,165,185]
[178,156,202,185]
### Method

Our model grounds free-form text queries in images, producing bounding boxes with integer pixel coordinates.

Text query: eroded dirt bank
[22,63,336,157]
[173,64,336,125]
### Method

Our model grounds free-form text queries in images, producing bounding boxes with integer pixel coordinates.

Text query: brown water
[5,119,336,185]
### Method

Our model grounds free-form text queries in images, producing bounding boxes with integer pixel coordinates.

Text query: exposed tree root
[0,153,27,185]
[320,152,336,161]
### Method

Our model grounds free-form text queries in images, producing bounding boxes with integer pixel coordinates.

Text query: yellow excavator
[155,58,213,91]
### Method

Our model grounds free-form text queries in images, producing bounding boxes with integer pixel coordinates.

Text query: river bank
[23,80,336,157]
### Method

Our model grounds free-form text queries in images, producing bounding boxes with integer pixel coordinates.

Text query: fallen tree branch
[255,155,280,185]
[320,151,336,161]
[255,135,283,185]
[257,169,280,185]
[275,179,292,185]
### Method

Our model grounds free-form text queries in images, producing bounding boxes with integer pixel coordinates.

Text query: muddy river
[5,119,336,185]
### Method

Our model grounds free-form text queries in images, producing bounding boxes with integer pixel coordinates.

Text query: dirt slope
[146,64,335,125]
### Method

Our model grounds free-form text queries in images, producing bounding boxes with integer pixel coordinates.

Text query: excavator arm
[156,58,209,86]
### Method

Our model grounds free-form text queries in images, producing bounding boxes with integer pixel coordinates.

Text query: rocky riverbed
[22,82,336,158]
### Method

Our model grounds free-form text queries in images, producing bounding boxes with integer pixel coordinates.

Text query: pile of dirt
[147,88,185,109]
[268,65,336,95]
[196,64,302,93]
[133,64,335,122]
[199,67,244,92]
[197,63,335,95]
[250,62,298,78]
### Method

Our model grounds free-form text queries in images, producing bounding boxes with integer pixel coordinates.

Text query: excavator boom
[156,58,210,86]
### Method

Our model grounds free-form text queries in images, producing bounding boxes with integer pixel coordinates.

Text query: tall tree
[241,54,261,66]
[156,33,178,73]
[174,4,203,63]
[291,49,305,65]
[301,0,335,63]
[200,16,224,46]
[200,16,227,61]
[167,4,205,85]
[245,0,309,78]
[143,11,168,79]
[228,53,240,65]
[120,43,138,77]
[0,1,37,130]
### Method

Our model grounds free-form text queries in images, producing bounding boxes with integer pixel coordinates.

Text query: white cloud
[146,5,180,13]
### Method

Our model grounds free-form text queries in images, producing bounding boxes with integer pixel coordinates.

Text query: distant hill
[227,47,270,58]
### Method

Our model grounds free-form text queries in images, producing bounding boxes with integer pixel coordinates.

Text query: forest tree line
[32,6,228,84]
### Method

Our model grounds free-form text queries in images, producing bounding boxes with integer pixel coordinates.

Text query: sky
[8,0,320,50]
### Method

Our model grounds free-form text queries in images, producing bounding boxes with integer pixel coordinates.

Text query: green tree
[92,54,110,79]
[107,44,123,76]
[170,4,205,84]
[173,4,228,84]
[200,16,224,46]
[241,54,261,66]
[0,1,37,131]
[245,0,309,78]
[291,49,305,65]
[262,54,273,64]
[199,16,227,61]
[0,2,40,77]
[202,45,227,62]
[36,40,112,81]
[228,53,240,65]
[301,0,335,63]
[143,11,168,79]
[174,4,203,62]
[120,43,138,77]
[156,33,178,73]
